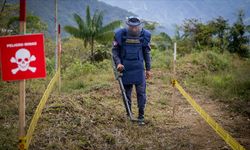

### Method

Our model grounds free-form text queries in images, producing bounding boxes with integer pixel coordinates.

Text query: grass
[177,50,250,116]
[0,38,249,149]
[0,74,55,149]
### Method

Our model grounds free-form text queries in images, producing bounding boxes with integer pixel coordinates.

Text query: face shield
[126,16,142,37]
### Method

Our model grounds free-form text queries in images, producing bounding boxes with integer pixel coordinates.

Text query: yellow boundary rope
[19,69,60,150]
[172,80,246,150]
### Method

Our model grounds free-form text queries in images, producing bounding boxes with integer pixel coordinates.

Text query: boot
[138,108,145,125]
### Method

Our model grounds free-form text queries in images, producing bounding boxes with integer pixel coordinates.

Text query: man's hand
[117,64,124,72]
[146,70,152,79]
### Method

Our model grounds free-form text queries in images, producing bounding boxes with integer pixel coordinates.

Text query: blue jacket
[112,28,151,84]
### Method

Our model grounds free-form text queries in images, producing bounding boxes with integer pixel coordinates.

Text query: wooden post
[58,24,61,93]
[19,0,26,148]
[54,0,58,71]
[19,80,26,137]
[172,42,177,117]
[173,42,177,76]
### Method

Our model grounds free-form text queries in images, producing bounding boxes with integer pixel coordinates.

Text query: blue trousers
[123,80,147,118]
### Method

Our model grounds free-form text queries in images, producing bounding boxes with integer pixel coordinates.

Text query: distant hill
[8,0,135,37]
[100,0,250,36]
[7,0,250,37]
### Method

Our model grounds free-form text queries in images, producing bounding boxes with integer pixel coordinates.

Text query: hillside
[0,37,250,149]
[7,0,250,37]
[8,0,135,37]
[101,0,250,35]
[0,1,250,149]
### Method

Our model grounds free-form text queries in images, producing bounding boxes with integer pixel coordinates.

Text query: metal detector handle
[111,54,133,120]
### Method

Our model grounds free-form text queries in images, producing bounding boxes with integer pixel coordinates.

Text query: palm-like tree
[64,6,121,62]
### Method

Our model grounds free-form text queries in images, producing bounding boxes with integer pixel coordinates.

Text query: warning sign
[0,33,46,81]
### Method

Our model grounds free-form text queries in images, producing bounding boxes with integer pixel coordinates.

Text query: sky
[99,0,250,35]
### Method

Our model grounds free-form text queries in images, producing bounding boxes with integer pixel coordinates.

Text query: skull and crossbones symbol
[10,48,37,74]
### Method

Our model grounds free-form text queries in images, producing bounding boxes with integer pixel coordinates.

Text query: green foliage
[1,3,250,148]
[178,50,250,115]
[143,20,158,31]
[172,24,183,42]
[0,1,18,35]
[182,18,214,48]
[6,15,48,35]
[204,51,229,71]
[151,48,171,69]
[64,5,121,62]
[178,51,230,79]
[63,60,97,79]
[228,10,249,57]
[151,32,172,51]
[201,64,250,115]
[151,48,249,115]
[208,16,229,52]
[246,25,250,32]
[0,0,47,36]
[63,59,112,80]
[46,57,55,76]
[60,37,88,67]
[93,44,111,62]
[103,133,116,145]
[61,58,112,92]
[175,38,195,56]
[180,10,249,58]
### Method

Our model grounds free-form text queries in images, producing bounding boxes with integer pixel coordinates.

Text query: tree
[143,20,158,31]
[208,16,229,53]
[173,24,183,42]
[246,25,250,33]
[228,10,249,57]
[182,18,213,49]
[152,32,172,51]
[0,1,19,35]
[64,5,122,62]
[0,1,47,35]
[6,15,48,35]
[0,0,7,14]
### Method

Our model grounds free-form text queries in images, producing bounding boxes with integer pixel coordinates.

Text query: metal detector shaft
[111,54,133,120]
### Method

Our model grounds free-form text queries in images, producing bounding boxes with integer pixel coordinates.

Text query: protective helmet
[126,16,141,26]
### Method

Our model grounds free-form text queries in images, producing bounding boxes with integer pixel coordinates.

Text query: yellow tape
[173,80,246,150]
[25,70,60,149]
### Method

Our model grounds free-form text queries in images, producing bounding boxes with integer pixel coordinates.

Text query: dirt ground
[27,69,250,149]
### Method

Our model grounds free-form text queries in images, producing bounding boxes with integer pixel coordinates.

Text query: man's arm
[142,29,152,79]
[112,37,125,72]
[143,44,152,79]
[112,38,121,66]
[143,44,151,71]
[142,30,152,71]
